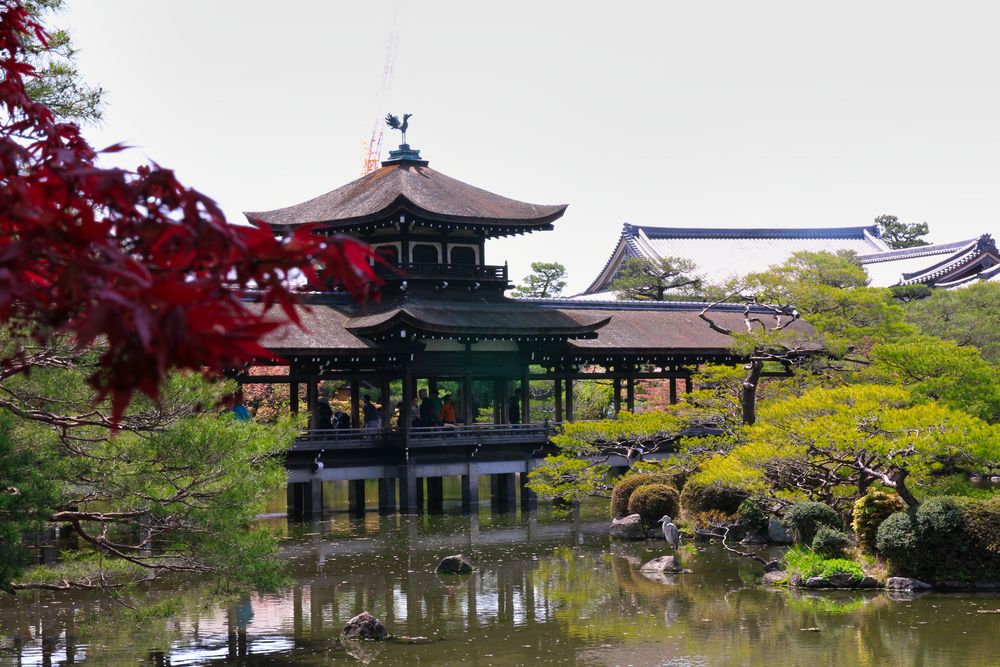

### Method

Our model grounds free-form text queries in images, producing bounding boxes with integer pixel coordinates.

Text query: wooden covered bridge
[239,142,817,517]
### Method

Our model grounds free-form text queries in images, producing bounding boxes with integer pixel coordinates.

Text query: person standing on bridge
[363,394,381,432]
[508,388,521,425]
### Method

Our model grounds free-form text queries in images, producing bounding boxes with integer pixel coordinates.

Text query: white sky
[61,1,999,294]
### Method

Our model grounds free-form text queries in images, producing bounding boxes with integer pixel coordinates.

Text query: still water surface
[2,501,1000,666]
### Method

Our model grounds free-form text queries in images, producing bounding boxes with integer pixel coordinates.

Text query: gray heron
[657,515,680,548]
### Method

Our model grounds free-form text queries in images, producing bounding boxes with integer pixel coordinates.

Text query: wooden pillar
[462,469,479,513]
[685,377,692,393]
[348,479,365,515]
[399,466,419,513]
[492,473,516,512]
[286,483,300,518]
[415,477,425,512]
[565,378,574,422]
[426,477,444,514]
[378,477,397,515]
[519,471,537,512]
[612,376,622,415]
[554,379,563,422]
[350,378,360,428]
[290,382,299,414]
[462,372,473,425]
[493,379,504,424]
[380,377,391,428]
[626,377,635,413]
[400,219,410,266]
[521,372,530,424]
[306,382,318,430]
[308,479,323,517]
[286,481,323,518]
[402,369,413,436]
[669,377,678,405]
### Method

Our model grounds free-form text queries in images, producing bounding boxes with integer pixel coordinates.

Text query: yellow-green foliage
[869,338,1000,424]
[626,483,679,527]
[526,454,607,504]
[552,410,688,456]
[852,491,905,553]
[742,384,1000,504]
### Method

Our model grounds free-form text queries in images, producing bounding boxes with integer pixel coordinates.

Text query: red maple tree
[0,1,380,419]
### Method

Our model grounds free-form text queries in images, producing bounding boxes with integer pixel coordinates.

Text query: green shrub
[626,483,679,527]
[852,491,905,553]
[876,496,1000,582]
[782,545,864,581]
[781,501,840,544]
[812,526,851,558]
[679,479,745,518]
[736,497,769,531]
[874,511,921,574]
[609,473,675,519]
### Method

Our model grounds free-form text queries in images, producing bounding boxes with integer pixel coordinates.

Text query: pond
[3,502,1000,665]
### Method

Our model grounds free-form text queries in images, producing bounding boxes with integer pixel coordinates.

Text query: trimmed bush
[781,502,840,544]
[812,526,851,558]
[736,497,769,531]
[610,474,675,519]
[852,491,905,553]
[679,480,745,518]
[627,483,679,528]
[876,496,1000,582]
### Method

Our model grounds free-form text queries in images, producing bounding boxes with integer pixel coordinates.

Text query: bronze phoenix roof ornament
[385,113,412,145]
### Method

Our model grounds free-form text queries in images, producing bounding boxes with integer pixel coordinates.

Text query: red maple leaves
[0,1,381,419]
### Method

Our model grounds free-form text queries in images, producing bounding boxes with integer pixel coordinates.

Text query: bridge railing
[293,421,557,450]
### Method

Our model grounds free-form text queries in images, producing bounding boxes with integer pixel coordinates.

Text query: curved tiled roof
[583,223,888,293]
[246,162,566,232]
[345,297,610,339]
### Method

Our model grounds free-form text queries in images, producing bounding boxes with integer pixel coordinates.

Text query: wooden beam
[554,378,563,422]
[565,378,574,422]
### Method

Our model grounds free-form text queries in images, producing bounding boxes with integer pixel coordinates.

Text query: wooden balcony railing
[293,421,555,451]
[374,262,508,282]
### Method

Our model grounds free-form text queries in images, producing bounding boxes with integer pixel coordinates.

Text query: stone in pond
[436,554,474,574]
[341,611,388,641]
[886,577,932,591]
[640,555,685,574]
[610,514,645,541]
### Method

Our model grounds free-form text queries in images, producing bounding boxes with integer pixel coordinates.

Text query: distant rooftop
[584,224,889,293]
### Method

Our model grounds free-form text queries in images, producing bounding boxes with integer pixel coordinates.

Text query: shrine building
[241,142,818,517]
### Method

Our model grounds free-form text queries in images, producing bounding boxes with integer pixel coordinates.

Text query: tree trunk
[741,360,763,426]
[890,468,919,508]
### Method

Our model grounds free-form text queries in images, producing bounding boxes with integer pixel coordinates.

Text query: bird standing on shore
[658,515,680,548]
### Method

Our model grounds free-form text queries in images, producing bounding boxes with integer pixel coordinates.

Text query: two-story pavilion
[242,143,819,517]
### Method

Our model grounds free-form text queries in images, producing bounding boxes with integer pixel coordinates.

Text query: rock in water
[610,514,645,541]
[886,577,932,591]
[341,611,388,641]
[436,554,475,575]
[767,517,793,544]
[640,555,685,574]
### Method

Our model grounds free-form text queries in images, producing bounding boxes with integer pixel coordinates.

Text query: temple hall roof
[858,234,999,288]
[246,161,567,235]
[344,296,610,341]
[584,224,889,293]
[257,296,820,361]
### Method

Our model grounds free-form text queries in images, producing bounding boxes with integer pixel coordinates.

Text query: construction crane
[362,25,398,175]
